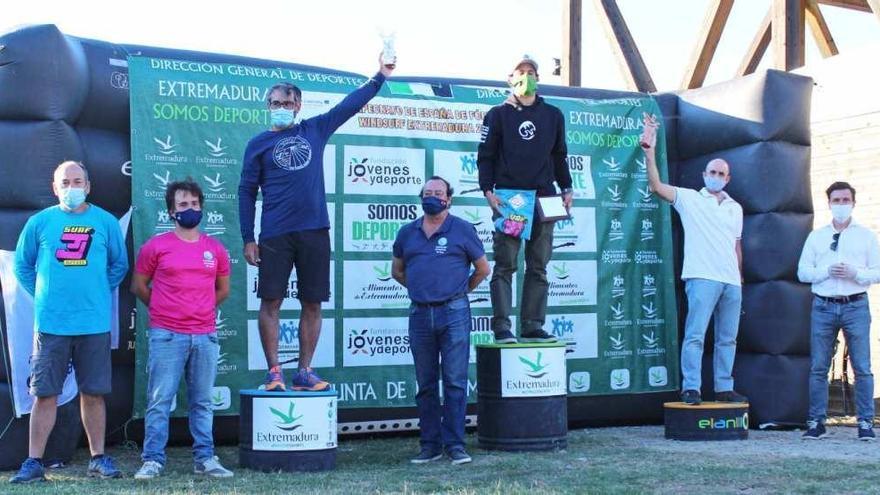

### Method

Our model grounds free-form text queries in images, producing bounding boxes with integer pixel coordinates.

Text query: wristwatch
[561,188,574,194]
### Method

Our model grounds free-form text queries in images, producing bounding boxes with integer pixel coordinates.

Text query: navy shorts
[257,229,331,303]
[30,332,112,397]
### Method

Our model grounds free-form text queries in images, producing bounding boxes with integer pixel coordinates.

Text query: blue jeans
[809,296,874,422]
[681,279,742,392]
[408,295,471,452]
[142,328,219,465]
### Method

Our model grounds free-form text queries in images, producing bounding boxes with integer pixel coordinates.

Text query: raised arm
[640,113,676,203]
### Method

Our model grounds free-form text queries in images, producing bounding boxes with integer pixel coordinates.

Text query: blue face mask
[270,108,296,128]
[421,196,447,215]
[174,208,202,229]
[59,187,86,210]
[704,175,726,193]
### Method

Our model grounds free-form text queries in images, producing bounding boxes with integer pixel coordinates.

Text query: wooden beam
[736,8,772,76]
[593,0,656,92]
[772,0,805,71]
[805,0,839,57]
[561,0,582,87]
[816,0,870,12]
[868,0,880,24]
[681,0,735,90]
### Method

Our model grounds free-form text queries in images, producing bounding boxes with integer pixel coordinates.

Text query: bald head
[704,159,729,176]
[53,161,89,183]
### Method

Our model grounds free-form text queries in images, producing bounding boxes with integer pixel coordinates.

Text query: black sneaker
[802,419,827,440]
[858,420,875,441]
[492,329,517,344]
[410,448,443,464]
[447,448,472,465]
[518,329,557,343]
[715,390,748,403]
[681,389,702,405]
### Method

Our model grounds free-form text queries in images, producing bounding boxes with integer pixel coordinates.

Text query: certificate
[537,195,571,222]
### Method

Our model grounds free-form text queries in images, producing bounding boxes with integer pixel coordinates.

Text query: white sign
[343,202,418,253]
[247,319,335,370]
[343,317,412,367]
[552,207,597,252]
[323,145,336,194]
[547,260,597,307]
[251,396,337,451]
[500,346,567,398]
[433,149,482,197]
[341,260,409,309]
[548,313,598,359]
[343,145,425,195]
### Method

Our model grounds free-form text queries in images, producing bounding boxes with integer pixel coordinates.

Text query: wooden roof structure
[560,0,880,91]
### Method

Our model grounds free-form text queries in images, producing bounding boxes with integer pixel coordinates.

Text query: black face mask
[174,208,202,229]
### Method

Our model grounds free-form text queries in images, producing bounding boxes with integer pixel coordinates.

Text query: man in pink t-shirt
[130,179,233,480]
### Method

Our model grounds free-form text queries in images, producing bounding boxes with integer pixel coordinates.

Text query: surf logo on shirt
[518,120,536,141]
[55,226,94,266]
[273,135,313,171]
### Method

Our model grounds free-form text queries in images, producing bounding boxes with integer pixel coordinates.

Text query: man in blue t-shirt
[11,161,128,484]
[239,56,395,392]
[392,176,490,465]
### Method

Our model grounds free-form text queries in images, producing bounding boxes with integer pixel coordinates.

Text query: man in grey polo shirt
[641,115,747,405]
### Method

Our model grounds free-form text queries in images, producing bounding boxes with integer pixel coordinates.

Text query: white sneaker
[194,456,234,478]
[134,460,163,480]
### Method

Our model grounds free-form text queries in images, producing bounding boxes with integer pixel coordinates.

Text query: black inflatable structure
[0,24,813,457]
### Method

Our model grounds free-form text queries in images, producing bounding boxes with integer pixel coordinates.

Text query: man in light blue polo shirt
[642,115,747,406]
[392,176,490,465]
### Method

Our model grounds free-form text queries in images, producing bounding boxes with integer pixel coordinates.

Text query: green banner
[129,57,678,418]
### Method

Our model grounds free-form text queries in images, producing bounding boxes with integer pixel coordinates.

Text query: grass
[2,426,879,494]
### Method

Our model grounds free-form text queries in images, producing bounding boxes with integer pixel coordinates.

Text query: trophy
[379,29,396,68]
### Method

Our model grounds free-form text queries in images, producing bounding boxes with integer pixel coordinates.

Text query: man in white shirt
[641,115,747,405]
[798,181,880,441]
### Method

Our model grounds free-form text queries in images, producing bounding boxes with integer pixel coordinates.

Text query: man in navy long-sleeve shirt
[239,56,395,392]
[477,55,573,345]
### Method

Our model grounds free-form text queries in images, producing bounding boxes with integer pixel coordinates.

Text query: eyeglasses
[830,232,840,252]
[269,100,297,110]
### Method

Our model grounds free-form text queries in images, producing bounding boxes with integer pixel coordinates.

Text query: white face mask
[830,204,853,223]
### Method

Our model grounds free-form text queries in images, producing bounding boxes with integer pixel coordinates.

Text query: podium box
[476,343,568,451]
[239,389,337,472]
[664,401,749,441]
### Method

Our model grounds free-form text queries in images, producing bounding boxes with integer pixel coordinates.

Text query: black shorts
[258,229,331,303]
[30,332,112,397]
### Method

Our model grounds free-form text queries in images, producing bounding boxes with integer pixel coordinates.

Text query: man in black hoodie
[477,55,573,344]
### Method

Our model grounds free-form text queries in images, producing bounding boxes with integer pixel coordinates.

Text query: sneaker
[493,329,517,344]
[9,458,46,484]
[858,420,876,441]
[134,460,163,480]
[518,329,557,343]
[87,455,122,479]
[715,390,748,403]
[681,389,702,405]
[263,365,286,392]
[291,367,330,392]
[194,456,234,478]
[409,448,443,464]
[447,448,472,465]
[802,419,827,440]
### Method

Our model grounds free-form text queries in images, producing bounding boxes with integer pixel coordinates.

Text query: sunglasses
[830,232,840,252]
